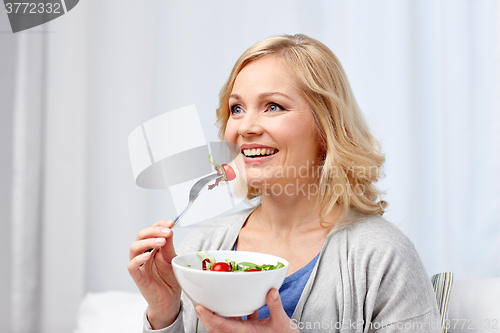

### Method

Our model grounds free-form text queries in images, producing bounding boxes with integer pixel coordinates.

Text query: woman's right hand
[128,219,181,329]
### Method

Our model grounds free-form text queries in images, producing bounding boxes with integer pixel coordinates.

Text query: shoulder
[326,210,428,283]
[177,207,254,254]
[324,211,440,326]
[337,210,417,258]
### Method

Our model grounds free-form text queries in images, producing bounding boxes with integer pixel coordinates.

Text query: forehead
[231,56,299,96]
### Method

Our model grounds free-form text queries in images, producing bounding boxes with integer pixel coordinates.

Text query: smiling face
[224,55,322,191]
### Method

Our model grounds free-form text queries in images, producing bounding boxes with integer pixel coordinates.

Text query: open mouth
[242,148,278,158]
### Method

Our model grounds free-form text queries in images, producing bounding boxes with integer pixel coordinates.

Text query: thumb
[266,288,287,318]
[158,229,177,263]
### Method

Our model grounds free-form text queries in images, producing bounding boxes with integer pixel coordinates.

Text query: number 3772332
[5,2,62,14]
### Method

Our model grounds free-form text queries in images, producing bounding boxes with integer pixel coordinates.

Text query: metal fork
[144,172,223,262]
[172,172,222,226]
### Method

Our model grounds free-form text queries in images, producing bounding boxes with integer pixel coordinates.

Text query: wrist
[147,301,181,330]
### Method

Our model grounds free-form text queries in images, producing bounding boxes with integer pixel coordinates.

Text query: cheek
[277,120,315,148]
[282,123,321,159]
[224,118,237,143]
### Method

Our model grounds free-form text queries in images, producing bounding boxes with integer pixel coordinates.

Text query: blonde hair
[216,34,387,224]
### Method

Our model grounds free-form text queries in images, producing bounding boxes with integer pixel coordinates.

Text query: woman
[128,34,441,332]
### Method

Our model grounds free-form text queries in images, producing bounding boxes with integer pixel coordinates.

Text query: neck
[251,187,342,234]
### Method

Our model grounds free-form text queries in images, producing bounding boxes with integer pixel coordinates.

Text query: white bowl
[172,250,289,317]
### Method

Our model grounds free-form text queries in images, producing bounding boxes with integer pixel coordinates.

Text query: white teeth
[243,148,278,157]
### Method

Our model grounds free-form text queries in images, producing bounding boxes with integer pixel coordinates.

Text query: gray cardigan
[144,208,442,332]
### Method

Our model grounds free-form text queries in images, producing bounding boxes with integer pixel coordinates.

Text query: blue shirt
[232,242,319,319]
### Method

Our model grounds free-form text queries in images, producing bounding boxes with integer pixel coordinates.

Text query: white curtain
[1,1,499,332]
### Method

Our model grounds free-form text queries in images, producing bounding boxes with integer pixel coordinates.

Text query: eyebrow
[229,92,295,101]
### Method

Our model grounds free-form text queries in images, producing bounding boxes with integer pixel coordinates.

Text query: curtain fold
[0,13,16,333]
[0,1,499,332]
[10,30,45,333]
[403,0,500,277]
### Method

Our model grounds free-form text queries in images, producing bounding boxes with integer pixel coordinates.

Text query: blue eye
[267,103,284,112]
[231,105,243,115]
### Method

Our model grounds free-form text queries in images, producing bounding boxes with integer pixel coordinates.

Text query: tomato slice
[246,268,260,272]
[221,164,236,181]
[211,262,232,272]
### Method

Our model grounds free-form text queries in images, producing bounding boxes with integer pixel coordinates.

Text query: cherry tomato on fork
[221,164,236,181]
[211,262,232,272]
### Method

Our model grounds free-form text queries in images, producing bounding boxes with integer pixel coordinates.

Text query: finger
[155,228,176,263]
[195,305,237,333]
[127,251,151,283]
[152,219,175,228]
[148,248,181,293]
[266,289,288,319]
[151,229,177,278]
[247,309,260,321]
[135,225,174,241]
[129,237,167,260]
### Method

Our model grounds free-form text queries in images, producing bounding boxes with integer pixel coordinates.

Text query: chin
[246,179,266,189]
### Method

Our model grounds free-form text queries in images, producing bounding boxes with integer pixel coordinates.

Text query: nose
[237,111,263,137]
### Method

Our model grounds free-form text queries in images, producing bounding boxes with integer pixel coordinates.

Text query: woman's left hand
[195,288,298,333]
